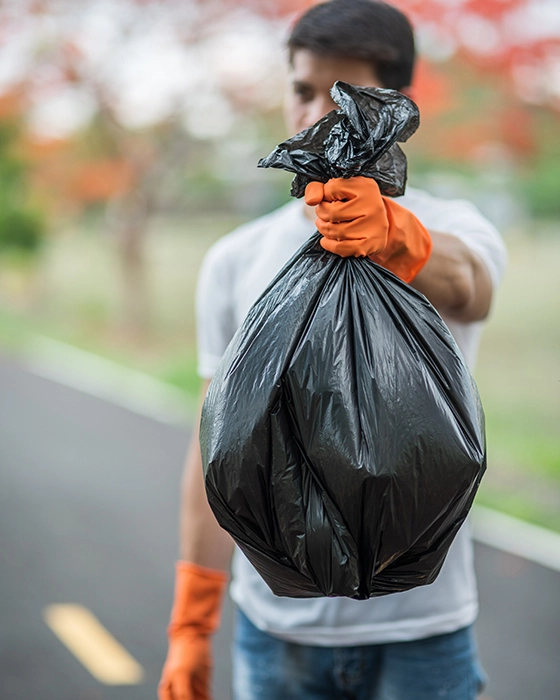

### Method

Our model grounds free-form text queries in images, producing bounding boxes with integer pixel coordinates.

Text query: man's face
[284,49,383,136]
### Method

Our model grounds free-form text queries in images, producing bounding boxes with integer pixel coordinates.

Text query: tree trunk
[114,192,151,339]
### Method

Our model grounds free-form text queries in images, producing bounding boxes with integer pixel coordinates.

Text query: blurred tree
[0,0,288,336]
[0,102,45,256]
[0,0,558,334]
[521,109,560,218]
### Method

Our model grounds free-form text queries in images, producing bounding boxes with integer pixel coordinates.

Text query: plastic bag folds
[257,81,419,198]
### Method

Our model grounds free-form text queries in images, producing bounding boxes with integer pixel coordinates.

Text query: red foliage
[23,133,134,212]
[462,0,522,20]
[412,59,455,117]
[69,160,134,203]
[499,105,536,155]
[208,0,315,19]
[440,121,497,160]
[0,89,27,118]
[1,0,558,207]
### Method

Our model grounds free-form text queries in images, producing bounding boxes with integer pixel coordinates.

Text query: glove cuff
[372,198,433,283]
[168,561,228,638]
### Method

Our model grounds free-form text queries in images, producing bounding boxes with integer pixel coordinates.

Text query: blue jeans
[232,609,486,700]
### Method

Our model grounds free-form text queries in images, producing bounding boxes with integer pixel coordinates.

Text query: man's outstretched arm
[159,379,234,700]
[305,178,496,324]
[411,230,493,324]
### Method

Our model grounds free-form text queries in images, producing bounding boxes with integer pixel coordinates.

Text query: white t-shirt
[196,187,507,646]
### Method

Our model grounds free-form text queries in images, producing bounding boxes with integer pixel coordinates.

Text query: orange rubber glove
[158,561,228,700]
[305,177,432,283]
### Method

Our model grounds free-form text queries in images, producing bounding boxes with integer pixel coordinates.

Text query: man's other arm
[180,379,234,568]
[304,178,497,323]
[158,379,234,700]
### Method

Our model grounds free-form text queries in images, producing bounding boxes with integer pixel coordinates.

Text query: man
[159,2,507,699]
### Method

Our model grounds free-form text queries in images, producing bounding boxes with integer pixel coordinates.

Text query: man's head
[285,0,416,135]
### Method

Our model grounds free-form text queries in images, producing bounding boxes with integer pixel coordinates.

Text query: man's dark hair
[287,0,416,91]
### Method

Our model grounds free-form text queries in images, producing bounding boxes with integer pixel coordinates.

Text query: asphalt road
[1,357,558,699]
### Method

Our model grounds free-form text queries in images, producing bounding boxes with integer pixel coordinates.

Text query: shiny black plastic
[201,84,486,599]
[257,82,419,198]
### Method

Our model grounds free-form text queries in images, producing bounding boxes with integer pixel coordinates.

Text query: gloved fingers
[316,197,370,223]
[192,667,211,700]
[304,181,325,206]
[323,176,381,203]
[316,217,388,252]
[322,177,359,201]
[158,675,195,700]
[176,675,197,700]
[316,217,371,241]
[320,236,370,258]
[157,677,174,700]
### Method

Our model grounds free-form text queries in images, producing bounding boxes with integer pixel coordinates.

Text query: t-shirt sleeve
[414,196,508,290]
[196,240,237,379]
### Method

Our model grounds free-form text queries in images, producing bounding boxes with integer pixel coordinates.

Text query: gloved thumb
[304,181,324,207]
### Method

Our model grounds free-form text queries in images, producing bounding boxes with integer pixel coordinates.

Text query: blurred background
[0,0,559,697]
[1,0,558,529]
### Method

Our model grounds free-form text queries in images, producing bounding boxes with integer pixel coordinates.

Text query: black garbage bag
[200,83,486,600]
[257,81,419,198]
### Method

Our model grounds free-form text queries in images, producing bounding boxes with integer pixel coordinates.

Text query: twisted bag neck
[258,81,420,198]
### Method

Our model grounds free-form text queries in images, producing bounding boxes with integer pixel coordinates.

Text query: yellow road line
[43,604,144,685]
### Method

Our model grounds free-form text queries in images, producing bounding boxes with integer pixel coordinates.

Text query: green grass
[0,213,242,396]
[1,215,559,531]
[0,306,31,351]
[472,229,560,531]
